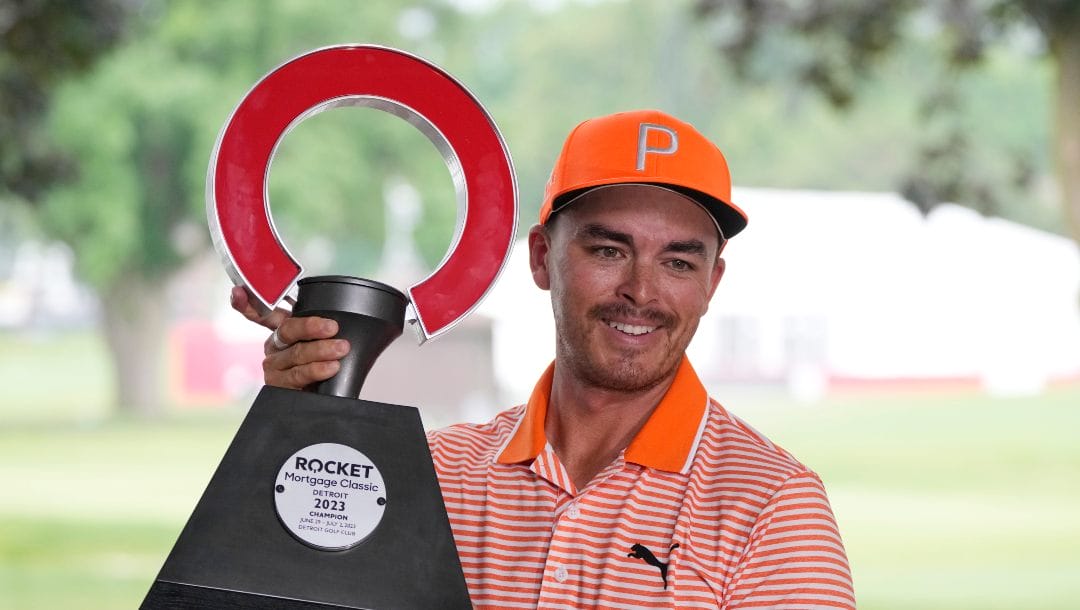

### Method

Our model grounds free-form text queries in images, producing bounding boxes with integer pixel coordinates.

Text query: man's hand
[230,286,350,390]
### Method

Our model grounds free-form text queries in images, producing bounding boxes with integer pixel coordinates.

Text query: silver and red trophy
[142,46,516,609]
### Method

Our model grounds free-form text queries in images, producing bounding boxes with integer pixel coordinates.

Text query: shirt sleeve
[723,471,856,609]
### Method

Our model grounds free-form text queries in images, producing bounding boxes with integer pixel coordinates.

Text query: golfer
[234,109,855,608]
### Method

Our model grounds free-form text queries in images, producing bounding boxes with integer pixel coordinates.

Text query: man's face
[529,185,725,393]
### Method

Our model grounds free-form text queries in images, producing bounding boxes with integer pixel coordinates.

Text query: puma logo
[627,543,679,589]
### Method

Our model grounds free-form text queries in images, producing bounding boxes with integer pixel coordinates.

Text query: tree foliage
[695,0,1080,242]
[0,0,131,201]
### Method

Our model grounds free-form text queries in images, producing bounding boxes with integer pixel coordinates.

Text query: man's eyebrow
[666,239,708,257]
[576,224,633,246]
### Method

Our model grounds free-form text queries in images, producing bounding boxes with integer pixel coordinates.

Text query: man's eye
[669,259,693,271]
[596,246,620,258]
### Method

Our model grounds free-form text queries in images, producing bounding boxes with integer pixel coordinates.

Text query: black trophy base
[142,385,471,609]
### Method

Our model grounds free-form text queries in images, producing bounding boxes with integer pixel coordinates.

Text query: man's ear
[528,224,552,290]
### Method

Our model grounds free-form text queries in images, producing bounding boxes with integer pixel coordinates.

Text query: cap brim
[551,182,748,239]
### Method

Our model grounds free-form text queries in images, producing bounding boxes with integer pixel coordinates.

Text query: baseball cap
[539,109,748,239]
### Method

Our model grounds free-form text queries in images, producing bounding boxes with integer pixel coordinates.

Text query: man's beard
[555,302,686,393]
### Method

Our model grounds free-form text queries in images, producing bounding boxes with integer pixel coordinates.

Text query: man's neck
[544,365,677,492]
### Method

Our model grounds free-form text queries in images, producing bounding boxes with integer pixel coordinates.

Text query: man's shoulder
[426,404,525,464]
[697,397,815,482]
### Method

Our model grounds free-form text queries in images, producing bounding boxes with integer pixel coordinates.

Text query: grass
[1,331,1079,608]
[0,517,179,608]
[0,330,112,422]
[743,390,1080,610]
[0,412,244,608]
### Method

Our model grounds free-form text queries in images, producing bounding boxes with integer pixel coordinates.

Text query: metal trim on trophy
[142,45,517,609]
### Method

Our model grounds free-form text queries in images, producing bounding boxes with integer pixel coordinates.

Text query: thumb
[231,285,291,330]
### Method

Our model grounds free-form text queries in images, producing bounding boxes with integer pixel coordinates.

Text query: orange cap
[539,109,747,238]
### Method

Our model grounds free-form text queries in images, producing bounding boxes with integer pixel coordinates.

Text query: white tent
[479,188,1080,400]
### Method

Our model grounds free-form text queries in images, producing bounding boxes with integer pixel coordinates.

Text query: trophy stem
[292,276,406,398]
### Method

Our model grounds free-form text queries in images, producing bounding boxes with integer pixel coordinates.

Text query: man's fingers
[269,315,339,351]
[265,360,342,391]
[264,338,350,371]
[232,286,348,391]
[263,339,348,389]
[262,315,339,356]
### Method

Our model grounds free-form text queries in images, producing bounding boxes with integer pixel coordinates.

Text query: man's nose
[617,258,657,305]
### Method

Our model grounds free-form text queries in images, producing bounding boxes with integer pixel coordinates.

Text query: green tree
[1,0,131,200]
[40,0,462,414]
[695,0,1080,246]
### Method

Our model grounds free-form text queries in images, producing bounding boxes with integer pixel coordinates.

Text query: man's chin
[558,331,680,392]
[580,357,674,394]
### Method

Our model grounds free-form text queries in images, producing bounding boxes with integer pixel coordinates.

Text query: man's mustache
[588,303,674,327]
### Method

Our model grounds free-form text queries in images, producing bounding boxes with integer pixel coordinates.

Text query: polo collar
[495,358,709,475]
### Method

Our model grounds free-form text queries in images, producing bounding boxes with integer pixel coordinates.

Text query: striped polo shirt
[428,358,855,609]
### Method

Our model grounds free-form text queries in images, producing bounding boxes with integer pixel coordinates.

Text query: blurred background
[2,0,1079,608]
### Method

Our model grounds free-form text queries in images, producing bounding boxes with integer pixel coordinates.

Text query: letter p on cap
[636,123,678,171]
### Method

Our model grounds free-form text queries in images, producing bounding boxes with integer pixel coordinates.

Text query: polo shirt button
[567,503,580,519]
[554,566,568,582]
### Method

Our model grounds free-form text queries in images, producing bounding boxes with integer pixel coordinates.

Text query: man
[233,109,855,608]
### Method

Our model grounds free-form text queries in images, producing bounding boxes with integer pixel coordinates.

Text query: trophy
[142,45,517,609]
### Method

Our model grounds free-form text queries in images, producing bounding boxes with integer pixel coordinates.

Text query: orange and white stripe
[428,359,855,609]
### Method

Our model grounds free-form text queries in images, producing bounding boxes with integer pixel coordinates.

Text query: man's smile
[605,319,659,336]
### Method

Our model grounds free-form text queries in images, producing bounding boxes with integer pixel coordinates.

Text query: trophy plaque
[142,45,517,609]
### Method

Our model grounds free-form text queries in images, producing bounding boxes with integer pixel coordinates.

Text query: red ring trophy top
[207,44,517,343]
